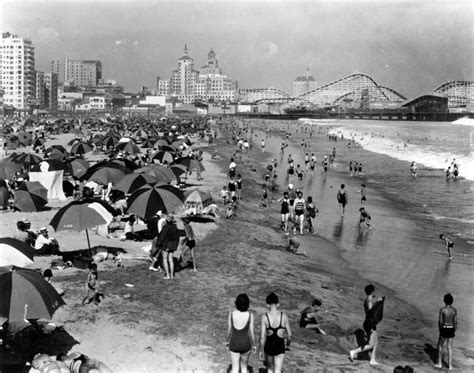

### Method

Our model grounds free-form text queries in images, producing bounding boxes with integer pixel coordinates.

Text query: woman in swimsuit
[227,293,257,373]
[260,292,292,373]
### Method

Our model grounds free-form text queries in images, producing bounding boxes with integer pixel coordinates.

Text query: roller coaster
[298,73,406,107]
[433,80,474,108]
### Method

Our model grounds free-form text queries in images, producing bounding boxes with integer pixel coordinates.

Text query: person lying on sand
[57,352,113,373]
[30,354,69,373]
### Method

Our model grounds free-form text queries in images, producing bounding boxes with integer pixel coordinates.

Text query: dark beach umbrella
[13,190,48,212]
[63,179,74,197]
[11,153,43,167]
[0,185,9,209]
[67,138,81,146]
[0,160,22,179]
[17,181,48,201]
[157,144,178,153]
[47,149,70,162]
[32,137,46,148]
[114,173,158,194]
[16,132,33,146]
[126,184,185,219]
[0,238,35,267]
[30,159,66,172]
[169,164,188,179]
[70,141,93,156]
[173,157,205,173]
[152,150,174,164]
[64,158,90,178]
[132,129,148,140]
[81,162,131,185]
[101,134,120,148]
[134,164,176,183]
[110,158,138,171]
[49,200,112,255]
[141,139,154,149]
[116,141,141,155]
[0,266,65,322]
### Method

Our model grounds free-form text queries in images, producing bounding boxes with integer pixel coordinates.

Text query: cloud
[115,40,123,45]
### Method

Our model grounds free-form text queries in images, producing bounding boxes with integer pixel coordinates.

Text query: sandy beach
[1,119,472,372]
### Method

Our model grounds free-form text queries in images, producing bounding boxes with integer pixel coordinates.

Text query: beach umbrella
[126,184,185,219]
[49,200,113,256]
[155,139,171,147]
[30,159,66,172]
[17,181,48,201]
[132,129,148,140]
[152,150,174,164]
[11,153,43,167]
[81,162,131,185]
[101,135,119,148]
[157,144,178,153]
[67,138,82,146]
[140,139,154,149]
[0,266,65,322]
[134,164,176,183]
[70,141,93,156]
[116,141,141,155]
[110,158,138,171]
[0,238,35,267]
[184,189,213,206]
[16,132,33,146]
[114,173,159,194]
[64,158,90,178]
[13,190,48,212]
[0,160,22,179]
[46,149,70,162]
[169,164,188,179]
[68,128,84,136]
[173,157,205,173]
[32,137,46,148]
[0,184,9,209]
[63,179,74,197]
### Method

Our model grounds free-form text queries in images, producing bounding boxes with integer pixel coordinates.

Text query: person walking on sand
[257,185,269,208]
[293,191,306,234]
[439,234,454,260]
[435,293,457,370]
[410,161,418,178]
[260,292,292,373]
[337,184,348,217]
[306,196,317,234]
[277,192,290,231]
[349,284,384,367]
[226,293,257,373]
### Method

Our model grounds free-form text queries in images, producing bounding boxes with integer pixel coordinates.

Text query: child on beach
[257,185,269,208]
[82,263,103,306]
[439,234,454,259]
[285,233,307,257]
[358,184,367,206]
[435,293,457,370]
[220,186,229,205]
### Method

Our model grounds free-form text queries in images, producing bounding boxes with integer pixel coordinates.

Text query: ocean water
[254,118,474,352]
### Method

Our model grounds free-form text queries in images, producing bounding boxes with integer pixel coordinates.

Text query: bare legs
[162,251,174,279]
[349,331,378,366]
[265,353,285,373]
[436,335,454,369]
[190,247,197,272]
[230,351,250,373]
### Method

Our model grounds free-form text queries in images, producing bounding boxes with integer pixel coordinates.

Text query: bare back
[439,306,457,327]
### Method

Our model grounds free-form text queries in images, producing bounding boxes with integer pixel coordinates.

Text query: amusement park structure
[433,80,474,109]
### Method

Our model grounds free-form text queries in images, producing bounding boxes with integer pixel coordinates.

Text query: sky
[1,0,473,98]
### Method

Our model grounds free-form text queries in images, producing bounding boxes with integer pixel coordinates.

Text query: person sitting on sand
[299,298,327,335]
[285,233,307,257]
[57,352,113,373]
[30,353,69,373]
[435,293,457,370]
[359,207,372,229]
[34,227,61,256]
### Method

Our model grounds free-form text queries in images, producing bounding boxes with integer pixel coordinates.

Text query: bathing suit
[280,200,289,214]
[264,312,286,356]
[440,325,455,338]
[337,191,347,206]
[229,312,252,353]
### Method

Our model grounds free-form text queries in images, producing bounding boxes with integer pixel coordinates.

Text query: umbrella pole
[85,228,92,258]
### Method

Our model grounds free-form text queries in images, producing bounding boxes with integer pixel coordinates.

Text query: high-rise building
[0,32,36,109]
[170,45,198,103]
[195,49,238,102]
[293,68,317,97]
[64,58,102,87]
[35,70,45,108]
[50,59,65,84]
[44,72,58,111]
[156,76,170,97]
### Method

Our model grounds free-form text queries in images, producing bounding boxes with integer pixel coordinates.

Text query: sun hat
[40,226,48,232]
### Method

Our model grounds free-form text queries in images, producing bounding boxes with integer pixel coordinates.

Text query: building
[44,72,58,111]
[0,32,36,109]
[170,45,198,103]
[293,68,317,97]
[401,95,448,113]
[50,59,65,84]
[195,49,238,102]
[156,77,170,97]
[35,70,45,107]
[64,58,102,87]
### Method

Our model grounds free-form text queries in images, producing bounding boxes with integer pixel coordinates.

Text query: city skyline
[1,1,472,98]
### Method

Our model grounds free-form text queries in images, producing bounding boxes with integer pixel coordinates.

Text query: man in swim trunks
[435,293,457,370]
[439,234,454,260]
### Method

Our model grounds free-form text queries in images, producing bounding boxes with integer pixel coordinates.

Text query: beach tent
[29,161,67,201]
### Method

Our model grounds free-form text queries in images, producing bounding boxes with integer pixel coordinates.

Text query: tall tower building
[170,45,198,103]
[35,71,45,108]
[64,58,102,87]
[50,59,65,84]
[293,68,317,97]
[44,72,58,111]
[0,32,36,109]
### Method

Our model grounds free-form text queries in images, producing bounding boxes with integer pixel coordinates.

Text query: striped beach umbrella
[114,173,158,194]
[0,238,35,267]
[126,184,185,219]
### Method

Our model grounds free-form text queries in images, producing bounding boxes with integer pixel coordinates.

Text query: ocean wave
[298,118,339,126]
[335,127,474,181]
[451,117,474,126]
[431,215,474,225]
